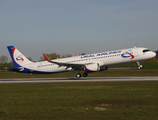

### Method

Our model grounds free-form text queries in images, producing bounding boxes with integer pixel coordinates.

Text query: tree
[40,56,45,61]
[81,53,86,55]
[76,53,86,56]
[0,55,8,64]
[27,57,33,61]
[9,61,13,66]
[62,54,72,58]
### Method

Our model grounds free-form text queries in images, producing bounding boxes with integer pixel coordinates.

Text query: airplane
[7,45,156,78]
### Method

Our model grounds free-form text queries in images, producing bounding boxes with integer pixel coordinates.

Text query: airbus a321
[7,46,156,78]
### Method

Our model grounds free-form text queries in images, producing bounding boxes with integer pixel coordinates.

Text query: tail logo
[121,50,134,59]
[16,55,24,61]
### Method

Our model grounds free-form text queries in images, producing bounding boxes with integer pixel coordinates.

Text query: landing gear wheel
[137,61,142,69]
[83,73,88,77]
[76,73,81,78]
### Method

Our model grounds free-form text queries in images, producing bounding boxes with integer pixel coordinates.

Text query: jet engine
[85,63,108,72]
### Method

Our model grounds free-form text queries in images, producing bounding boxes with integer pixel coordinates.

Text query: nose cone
[144,51,156,60]
[150,51,156,58]
[152,52,156,58]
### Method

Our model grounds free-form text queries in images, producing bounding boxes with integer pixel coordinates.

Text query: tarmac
[0,76,158,84]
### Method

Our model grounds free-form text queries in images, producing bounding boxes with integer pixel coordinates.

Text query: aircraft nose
[152,51,156,58]
[146,51,156,59]
[150,51,156,58]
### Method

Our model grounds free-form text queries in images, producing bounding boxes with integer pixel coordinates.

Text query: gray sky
[0,0,158,61]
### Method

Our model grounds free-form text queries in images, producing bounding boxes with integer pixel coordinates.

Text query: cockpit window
[143,49,150,53]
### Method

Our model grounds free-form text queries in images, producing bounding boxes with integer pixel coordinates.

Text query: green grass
[0,81,158,120]
[110,62,158,69]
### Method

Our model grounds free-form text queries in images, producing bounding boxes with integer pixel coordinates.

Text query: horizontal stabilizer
[8,67,24,71]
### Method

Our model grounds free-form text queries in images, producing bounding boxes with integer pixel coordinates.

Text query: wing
[48,60,91,67]
[42,53,92,68]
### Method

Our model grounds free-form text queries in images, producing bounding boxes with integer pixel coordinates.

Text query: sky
[0,0,158,61]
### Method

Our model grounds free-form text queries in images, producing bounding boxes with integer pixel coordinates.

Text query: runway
[0,77,158,84]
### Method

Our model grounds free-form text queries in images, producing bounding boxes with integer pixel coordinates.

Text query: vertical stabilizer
[7,46,32,67]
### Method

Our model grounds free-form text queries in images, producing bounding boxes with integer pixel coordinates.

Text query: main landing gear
[83,72,88,77]
[76,72,88,78]
[76,73,81,78]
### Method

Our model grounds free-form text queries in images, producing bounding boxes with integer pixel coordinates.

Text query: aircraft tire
[76,73,81,78]
[83,73,88,77]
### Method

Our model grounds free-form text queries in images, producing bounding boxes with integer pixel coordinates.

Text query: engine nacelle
[100,65,108,71]
[85,63,108,72]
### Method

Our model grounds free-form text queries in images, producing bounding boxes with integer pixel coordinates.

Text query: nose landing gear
[137,61,142,69]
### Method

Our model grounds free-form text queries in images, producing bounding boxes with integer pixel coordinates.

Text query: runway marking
[0,77,158,84]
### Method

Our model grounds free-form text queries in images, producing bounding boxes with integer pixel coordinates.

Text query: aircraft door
[30,63,34,72]
[133,48,139,57]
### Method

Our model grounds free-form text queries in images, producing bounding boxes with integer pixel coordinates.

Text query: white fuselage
[7,45,156,78]
[21,47,155,73]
